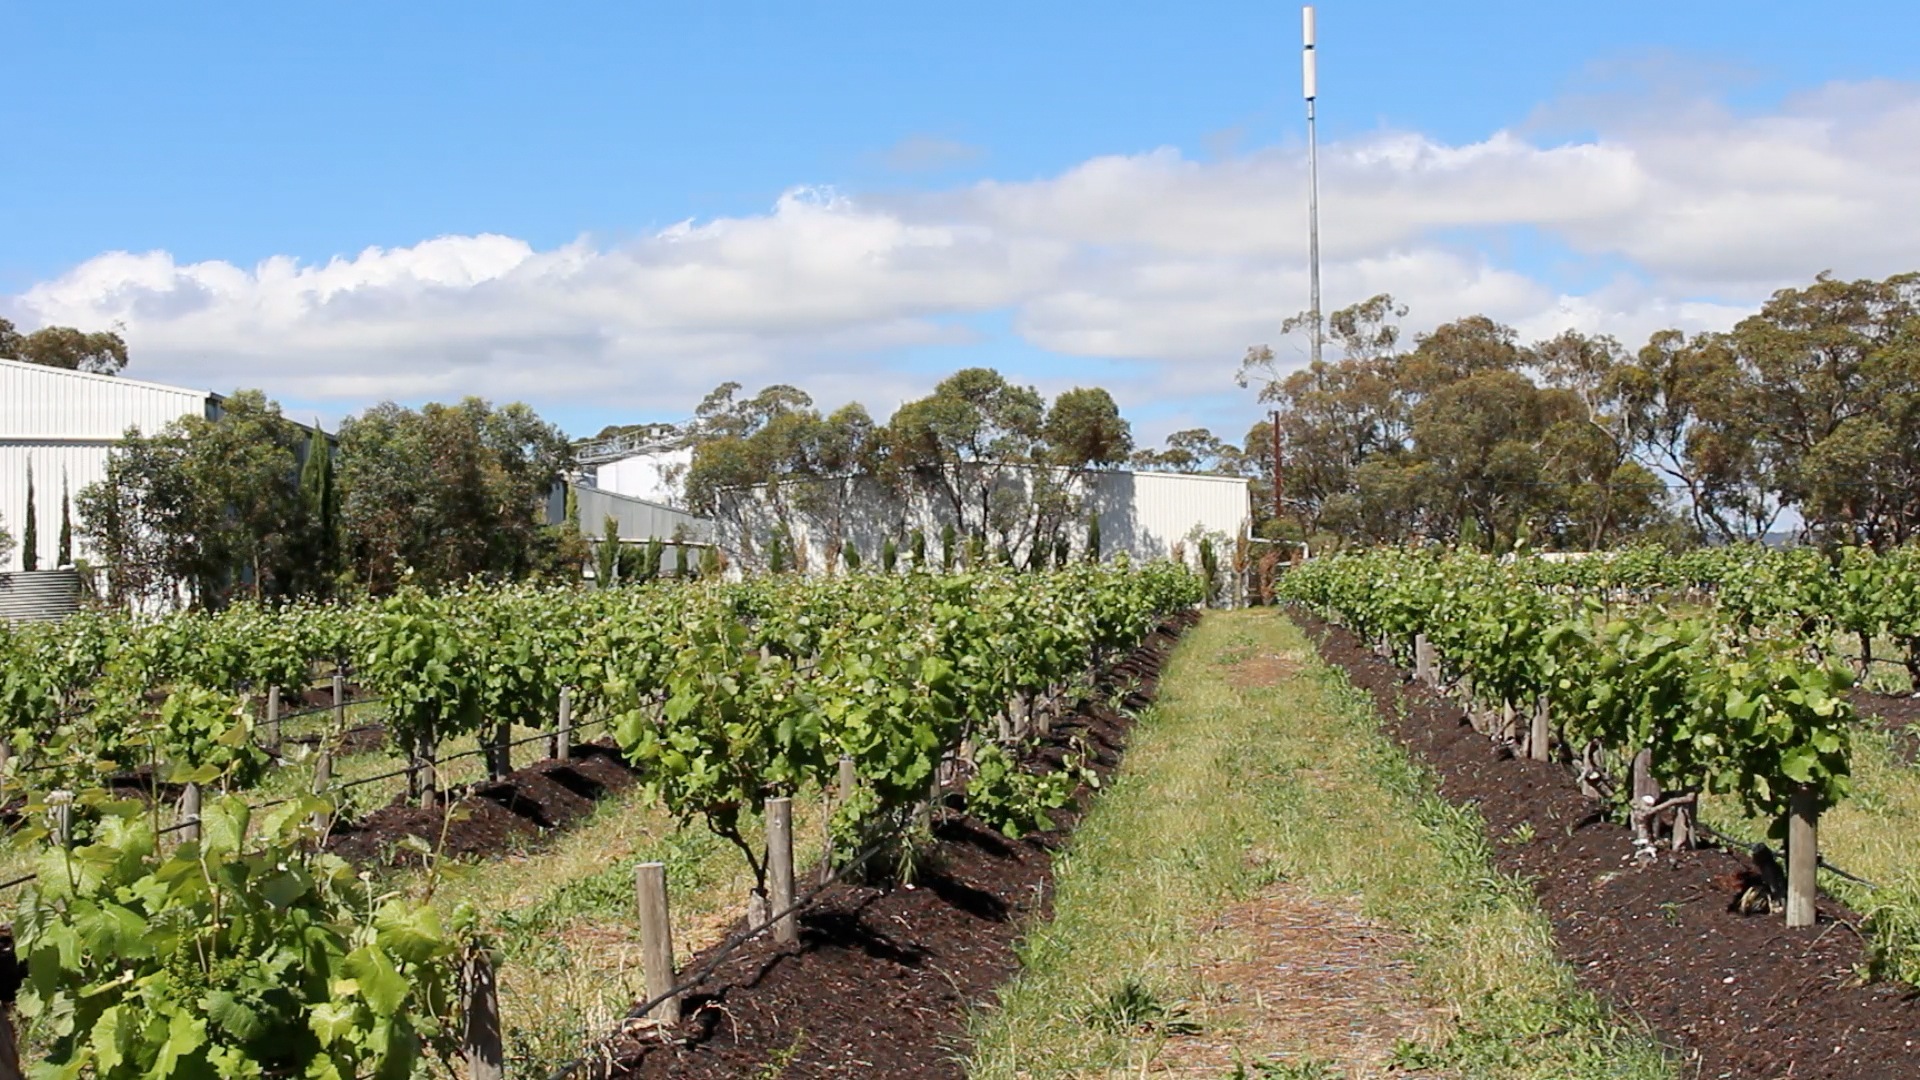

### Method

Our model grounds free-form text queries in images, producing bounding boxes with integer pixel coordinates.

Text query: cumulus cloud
[12,78,1920,435]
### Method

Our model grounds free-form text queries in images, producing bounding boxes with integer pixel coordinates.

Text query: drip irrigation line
[267,697,381,725]
[1693,819,1880,890]
[329,763,423,793]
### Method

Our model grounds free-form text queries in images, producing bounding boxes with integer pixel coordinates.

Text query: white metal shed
[0,358,220,572]
[716,465,1252,574]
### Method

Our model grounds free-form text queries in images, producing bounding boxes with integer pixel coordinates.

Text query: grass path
[967,609,1673,1080]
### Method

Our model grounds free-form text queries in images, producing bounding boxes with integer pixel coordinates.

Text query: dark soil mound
[324,742,641,864]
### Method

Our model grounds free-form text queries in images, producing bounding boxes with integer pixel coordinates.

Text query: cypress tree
[644,536,664,581]
[675,544,691,580]
[698,544,721,579]
[1199,536,1220,605]
[57,477,72,567]
[881,537,898,574]
[1085,511,1101,563]
[597,516,620,588]
[1053,532,1070,568]
[909,529,926,569]
[22,463,36,571]
[843,542,862,571]
[967,532,986,569]
[300,425,336,582]
[769,533,788,574]
[941,523,956,572]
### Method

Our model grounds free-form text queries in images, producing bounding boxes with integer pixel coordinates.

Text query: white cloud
[12,78,1920,436]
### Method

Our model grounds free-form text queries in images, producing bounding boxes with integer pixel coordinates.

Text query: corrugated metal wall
[0,359,215,572]
[549,483,715,545]
[718,468,1250,574]
[1108,471,1253,559]
[0,569,81,622]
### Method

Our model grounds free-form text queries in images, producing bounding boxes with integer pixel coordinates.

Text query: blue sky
[5,1,1919,442]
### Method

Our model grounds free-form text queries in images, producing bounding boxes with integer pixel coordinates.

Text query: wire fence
[0,699,613,896]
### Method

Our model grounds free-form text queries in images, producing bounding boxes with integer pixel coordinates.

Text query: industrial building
[544,481,715,579]
[0,358,223,574]
[584,439,1252,578]
[703,465,1252,577]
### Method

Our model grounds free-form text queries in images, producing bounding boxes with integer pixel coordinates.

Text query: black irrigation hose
[1692,819,1881,890]
[267,697,379,726]
[327,764,420,794]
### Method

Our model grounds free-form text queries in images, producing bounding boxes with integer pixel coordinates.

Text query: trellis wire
[0,710,613,894]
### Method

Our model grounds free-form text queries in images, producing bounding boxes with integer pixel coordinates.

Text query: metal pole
[1303,5,1323,368]
[1270,409,1284,523]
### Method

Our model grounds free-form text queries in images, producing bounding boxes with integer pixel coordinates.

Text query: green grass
[967,609,1674,1079]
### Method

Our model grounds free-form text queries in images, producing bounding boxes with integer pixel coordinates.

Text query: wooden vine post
[634,861,681,1023]
[331,672,347,732]
[1528,695,1551,762]
[1413,634,1435,686]
[312,743,333,794]
[179,783,202,845]
[264,685,281,753]
[557,686,574,761]
[48,789,73,849]
[461,947,505,1080]
[1787,785,1819,928]
[837,756,857,805]
[766,796,797,944]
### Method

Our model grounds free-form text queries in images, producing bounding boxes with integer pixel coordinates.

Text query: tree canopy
[78,391,311,606]
[1235,270,1920,551]
[78,393,576,606]
[0,317,130,375]
[336,398,573,593]
[678,368,1138,571]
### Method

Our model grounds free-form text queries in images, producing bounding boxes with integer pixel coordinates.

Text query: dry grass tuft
[1149,884,1446,1078]
[1223,651,1305,689]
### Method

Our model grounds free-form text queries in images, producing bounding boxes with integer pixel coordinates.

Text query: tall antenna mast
[1303,5,1323,367]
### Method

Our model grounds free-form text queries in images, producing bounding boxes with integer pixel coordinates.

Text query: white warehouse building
[711,466,1252,576]
[0,358,225,573]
